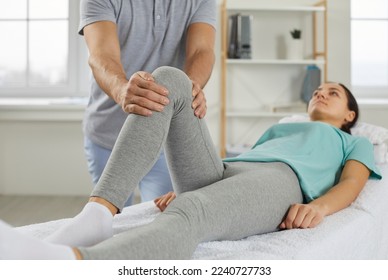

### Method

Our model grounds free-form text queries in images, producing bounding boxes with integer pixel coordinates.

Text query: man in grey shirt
[79,0,217,205]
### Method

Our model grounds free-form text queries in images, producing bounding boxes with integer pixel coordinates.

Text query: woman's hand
[154,191,176,212]
[279,203,325,230]
[279,161,370,230]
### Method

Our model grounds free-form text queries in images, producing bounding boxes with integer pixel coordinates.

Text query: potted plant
[288,29,303,59]
[290,29,302,39]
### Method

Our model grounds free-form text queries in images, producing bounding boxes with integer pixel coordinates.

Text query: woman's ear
[345,110,356,123]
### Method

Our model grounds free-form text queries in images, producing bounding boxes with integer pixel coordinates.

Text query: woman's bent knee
[152,66,192,103]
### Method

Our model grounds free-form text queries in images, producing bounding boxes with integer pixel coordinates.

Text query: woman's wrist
[309,200,330,217]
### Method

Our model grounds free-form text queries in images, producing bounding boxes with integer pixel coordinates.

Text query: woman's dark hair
[338,83,359,134]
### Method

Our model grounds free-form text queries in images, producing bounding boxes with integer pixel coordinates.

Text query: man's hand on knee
[191,80,207,119]
[117,71,170,116]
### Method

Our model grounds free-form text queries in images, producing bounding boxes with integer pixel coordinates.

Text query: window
[0,0,88,97]
[351,0,388,98]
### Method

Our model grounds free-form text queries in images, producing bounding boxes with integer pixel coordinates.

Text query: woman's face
[308,83,355,129]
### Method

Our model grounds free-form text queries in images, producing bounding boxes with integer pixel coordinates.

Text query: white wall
[0,0,386,196]
[0,107,92,196]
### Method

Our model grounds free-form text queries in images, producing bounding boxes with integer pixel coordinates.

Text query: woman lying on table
[0,66,381,260]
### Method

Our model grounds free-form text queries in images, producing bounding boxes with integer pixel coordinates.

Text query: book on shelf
[228,14,252,59]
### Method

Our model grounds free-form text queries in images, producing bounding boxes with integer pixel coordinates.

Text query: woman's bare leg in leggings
[78,161,303,259]
[91,66,224,212]
[44,66,225,248]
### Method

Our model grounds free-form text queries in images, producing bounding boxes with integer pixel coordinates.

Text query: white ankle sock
[0,220,75,260]
[45,202,114,247]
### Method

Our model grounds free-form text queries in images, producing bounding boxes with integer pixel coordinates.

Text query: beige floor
[0,195,89,227]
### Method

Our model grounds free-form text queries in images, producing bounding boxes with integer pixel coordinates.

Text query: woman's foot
[0,220,75,260]
[44,202,114,247]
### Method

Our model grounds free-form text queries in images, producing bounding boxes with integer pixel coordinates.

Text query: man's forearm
[184,48,215,89]
[88,53,128,104]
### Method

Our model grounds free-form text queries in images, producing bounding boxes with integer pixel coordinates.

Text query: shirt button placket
[155,0,163,31]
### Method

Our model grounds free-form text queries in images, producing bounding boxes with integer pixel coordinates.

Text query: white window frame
[350,1,388,99]
[0,0,89,98]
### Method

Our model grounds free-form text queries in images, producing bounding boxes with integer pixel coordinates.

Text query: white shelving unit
[227,59,326,65]
[226,2,326,12]
[220,0,327,157]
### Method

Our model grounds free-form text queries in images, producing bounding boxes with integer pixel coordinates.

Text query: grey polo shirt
[79,0,217,149]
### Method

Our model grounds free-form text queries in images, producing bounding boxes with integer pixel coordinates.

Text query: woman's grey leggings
[79,66,303,259]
